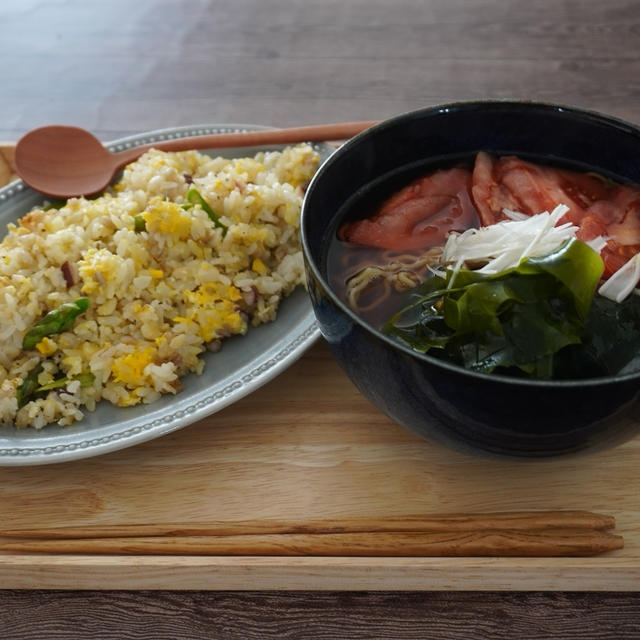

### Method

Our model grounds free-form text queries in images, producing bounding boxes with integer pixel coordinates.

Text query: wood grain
[0,590,638,640]
[3,0,640,634]
[4,555,640,592]
[0,143,16,185]
[3,0,640,141]
[0,511,615,538]
[0,529,623,557]
[0,342,637,589]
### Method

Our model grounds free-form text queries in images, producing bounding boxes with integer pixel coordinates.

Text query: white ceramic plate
[0,124,331,465]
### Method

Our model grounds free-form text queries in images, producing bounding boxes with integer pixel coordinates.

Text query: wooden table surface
[2,0,640,637]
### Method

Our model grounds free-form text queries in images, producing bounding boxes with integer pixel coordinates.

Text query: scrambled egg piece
[112,346,156,387]
[179,282,246,342]
[143,198,193,238]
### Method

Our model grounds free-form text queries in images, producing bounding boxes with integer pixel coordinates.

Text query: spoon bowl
[15,126,117,199]
[14,121,376,199]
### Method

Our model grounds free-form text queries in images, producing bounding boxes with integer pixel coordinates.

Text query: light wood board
[0,342,639,591]
[0,148,639,591]
[0,143,16,186]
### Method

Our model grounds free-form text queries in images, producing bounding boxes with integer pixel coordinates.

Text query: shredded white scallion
[442,204,576,274]
[585,235,608,254]
[501,208,530,221]
[447,257,464,289]
[598,253,640,302]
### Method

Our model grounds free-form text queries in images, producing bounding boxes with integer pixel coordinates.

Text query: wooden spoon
[14,121,376,199]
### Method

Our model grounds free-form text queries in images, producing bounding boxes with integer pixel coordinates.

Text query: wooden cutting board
[0,341,639,590]
[0,145,639,591]
[0,143,16,186]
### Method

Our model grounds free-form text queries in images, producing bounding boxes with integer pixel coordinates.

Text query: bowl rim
[301,99,640,389]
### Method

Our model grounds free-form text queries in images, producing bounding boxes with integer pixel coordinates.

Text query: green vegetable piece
[384,239,604,379]
[16,362,44,408]
[23,297,90,350]
[17,366,94,407]
[35,378,67,392]
[36,372,95,392]
[74,372,96,387]
[555,294,640,377]
[521,239,604,320]
[133,214,146,232]
[185,187,228,236]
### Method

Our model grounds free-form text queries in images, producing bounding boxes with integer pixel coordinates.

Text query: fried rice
[0,143,319,428]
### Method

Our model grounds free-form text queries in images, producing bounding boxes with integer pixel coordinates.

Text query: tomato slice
[603,185,640,246]
[471,153,640,277]
[576,215,608,242]
[340,152,640,278]
[339,167,478,250]
[600,241,640,278]
[471,152,594,226]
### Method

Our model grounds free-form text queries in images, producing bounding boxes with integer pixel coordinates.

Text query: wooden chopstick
[0,529,623,557]
[1,120,379,157]
[0,511,616,540]
[0,512,622,557]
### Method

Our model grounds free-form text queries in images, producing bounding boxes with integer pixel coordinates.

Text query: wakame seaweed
[553,294,640,378]
[382,238,630,379]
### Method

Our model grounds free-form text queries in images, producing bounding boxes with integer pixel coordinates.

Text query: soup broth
[326,154,476,328]
[325,152,640,379]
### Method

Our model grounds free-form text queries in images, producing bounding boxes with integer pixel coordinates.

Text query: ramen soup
[326,152,640,380]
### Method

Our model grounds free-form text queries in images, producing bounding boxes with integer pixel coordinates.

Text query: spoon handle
[112,120,378,167]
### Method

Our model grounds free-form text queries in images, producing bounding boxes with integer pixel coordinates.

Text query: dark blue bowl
[300,101,640,458]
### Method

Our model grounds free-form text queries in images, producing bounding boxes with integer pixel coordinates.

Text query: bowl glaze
[301,101,640,457]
